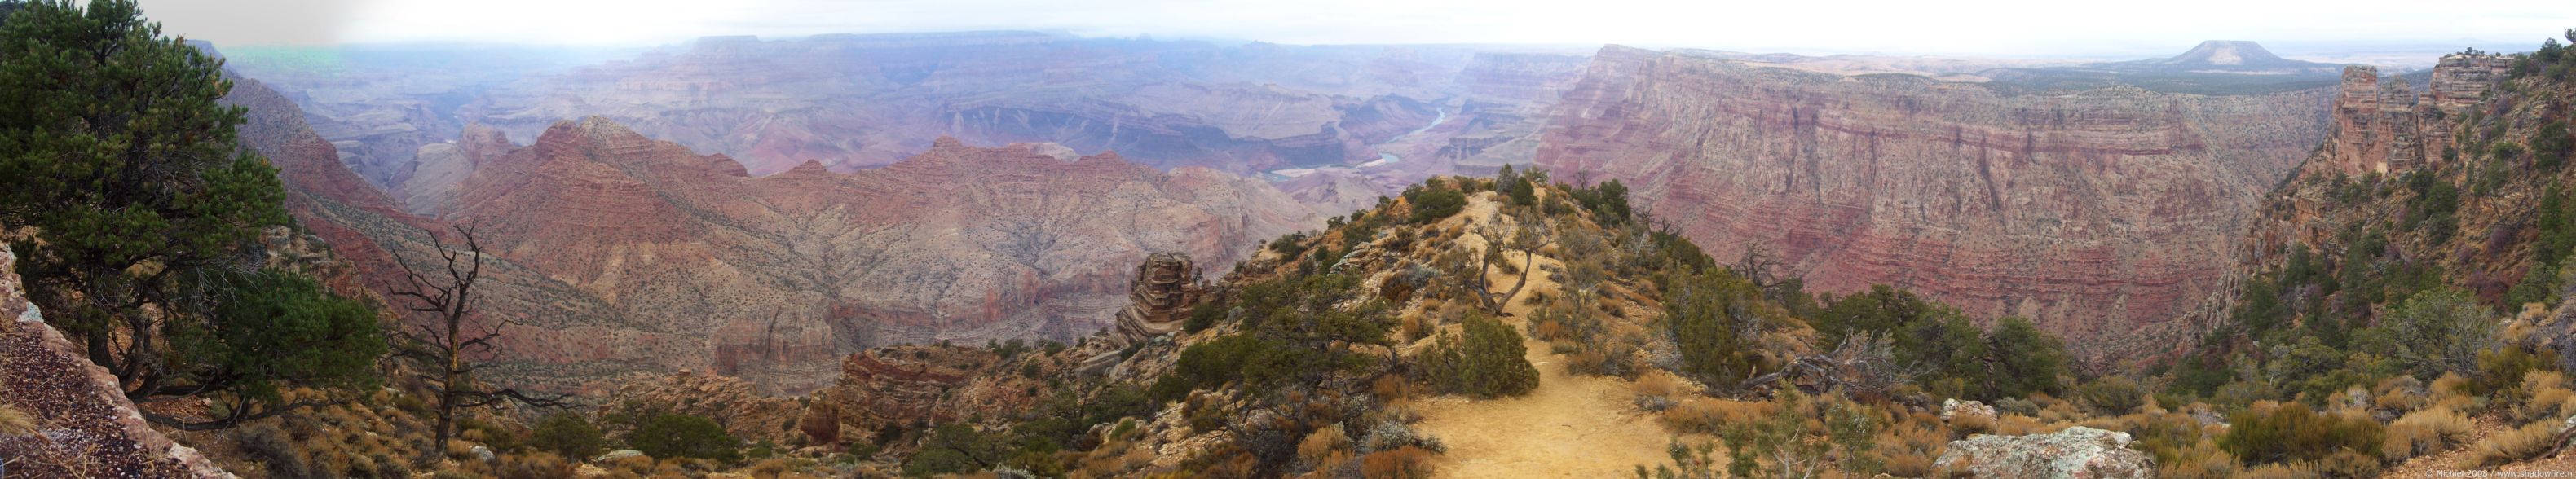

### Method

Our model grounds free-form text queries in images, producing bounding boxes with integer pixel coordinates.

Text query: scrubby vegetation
[2142,30,2576,476]
[8,2,2565,474]
[1419,313,1540,398]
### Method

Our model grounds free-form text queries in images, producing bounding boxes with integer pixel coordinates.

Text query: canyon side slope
[1534,44,2340,358]
[228,67,1319,394]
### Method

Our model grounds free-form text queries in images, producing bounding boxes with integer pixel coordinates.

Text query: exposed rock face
[814,345,1058,442]
[2314,54,2512,174]
[595,371,806,444]
[1533,45,2336,358]
[0,243,234,479]
[1109,253,1209,348]
[1934,427,2154,478]
[403,118,1312,393]
[229,55,1321,394]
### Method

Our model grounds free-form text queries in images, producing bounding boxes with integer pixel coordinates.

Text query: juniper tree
[0,0,383,428]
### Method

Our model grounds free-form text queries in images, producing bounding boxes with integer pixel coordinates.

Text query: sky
[135,0,2576,59]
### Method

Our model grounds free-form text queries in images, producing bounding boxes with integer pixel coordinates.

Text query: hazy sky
[137,0,2575,58]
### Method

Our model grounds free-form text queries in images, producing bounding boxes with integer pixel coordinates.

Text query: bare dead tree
[382,224,564,464]
[1734,244,1785,292]
[1739,332,1917,400]
[1460,210,1557,315]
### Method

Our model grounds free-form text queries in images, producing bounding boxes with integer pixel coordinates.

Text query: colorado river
[1362,106,1449,167]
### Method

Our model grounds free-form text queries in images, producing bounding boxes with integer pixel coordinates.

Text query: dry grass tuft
[0,400,37,437]
[2383,407,2477,460]
[1874,417,1949,477]
[1298,424,1353,468]
[2238,461,2320,479]
[1659,398,1774,434]
[1358,446,1436,479]
[2156,440,2240,479]
[2459,420,2565,469]
[2374,376,2428,413]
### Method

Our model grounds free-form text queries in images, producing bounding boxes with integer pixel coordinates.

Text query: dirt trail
[1412,195,1675,478]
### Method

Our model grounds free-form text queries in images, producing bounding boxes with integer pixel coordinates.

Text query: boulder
[1934,427,2154,479]
[1942,398,1997,424]
[593,450,646,463]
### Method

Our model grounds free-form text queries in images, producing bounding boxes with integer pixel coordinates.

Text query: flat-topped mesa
[1108,253,1208,349]
[2317,53,2513,174]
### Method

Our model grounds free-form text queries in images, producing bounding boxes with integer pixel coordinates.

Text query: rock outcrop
[2314,54,2512,174]
[0,242,233,478]
[1934,427,2155,478]
[1108,253,1208,349]
[1533,45,2336,358]
[814,345,1061,443]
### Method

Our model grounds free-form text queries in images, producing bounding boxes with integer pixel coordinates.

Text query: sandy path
[1412,194,1675,478]
[1412,332,1674,478]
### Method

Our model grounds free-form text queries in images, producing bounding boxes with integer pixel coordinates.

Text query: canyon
[225,67,1317,394]
[223,36,2413,389]
[1533,45,2341,359]
[226,33,1595,216]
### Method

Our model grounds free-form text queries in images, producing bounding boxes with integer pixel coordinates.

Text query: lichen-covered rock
[1934,427,2155,479]
[593,450,645,463]
[1942,398,1998,424]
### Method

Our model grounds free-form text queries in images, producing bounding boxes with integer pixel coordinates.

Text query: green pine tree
[0,0,382,428]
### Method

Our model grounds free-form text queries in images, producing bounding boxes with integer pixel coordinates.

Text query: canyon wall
[230,68,1316,393]
[2313,54,2513,174]
[1534,46,2337,358]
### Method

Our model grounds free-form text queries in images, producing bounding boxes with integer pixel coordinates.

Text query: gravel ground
[1,321,195,478]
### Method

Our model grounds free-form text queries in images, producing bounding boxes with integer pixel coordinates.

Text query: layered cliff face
[424,118,1314,393]
[1533,46,2337,358]
[2314,54,2513,174]
[2239,54,2557,301]
[227,64,1318,393]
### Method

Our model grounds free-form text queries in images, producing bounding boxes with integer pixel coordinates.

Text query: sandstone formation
[1934,427,2155,478]
[2314,53,2512,174]
[1533,45,2337,358]
[1107,253,1209,349]
[813,345,1063,444]
[2233,51,2539,311]
[0,242,233,479]
[594,371,807,444]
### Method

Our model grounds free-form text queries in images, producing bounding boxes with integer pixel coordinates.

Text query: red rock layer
[2313,54,2512,174]
[425,118,1315,393]
[232,68,1318,394]
[1533,46,2335,358]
